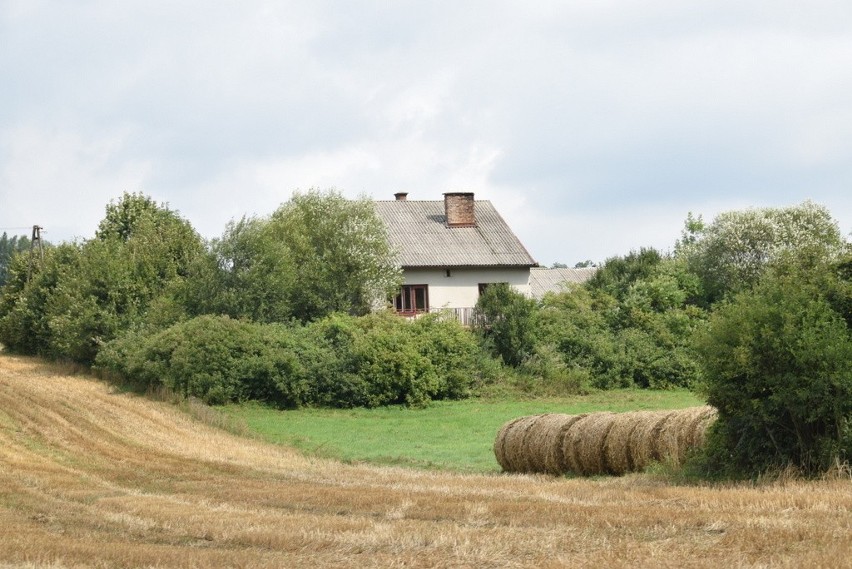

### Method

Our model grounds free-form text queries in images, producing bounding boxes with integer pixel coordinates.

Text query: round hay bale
[602,411,644,475]
[649,409,683,464]
[493,416,527,472]
[524,413,576,474]
[563,412,617,476]
[495,415,540,473]
[656,406,719,466]
[627,410,676,472]
[686,406,718,450]
[657,407,700,465]
[543,414,587,475]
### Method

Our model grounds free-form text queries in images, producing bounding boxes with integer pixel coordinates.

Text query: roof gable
[375,200,537,268]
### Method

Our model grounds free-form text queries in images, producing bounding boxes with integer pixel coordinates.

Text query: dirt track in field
[1,352,850,568]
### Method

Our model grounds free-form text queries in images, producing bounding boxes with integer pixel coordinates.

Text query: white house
[374,192,538,324]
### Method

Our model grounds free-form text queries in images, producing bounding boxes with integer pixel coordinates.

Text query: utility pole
[27,225,44,281]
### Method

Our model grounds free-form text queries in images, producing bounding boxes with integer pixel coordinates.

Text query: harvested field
[1,353,850,568]
[496,407,719,476]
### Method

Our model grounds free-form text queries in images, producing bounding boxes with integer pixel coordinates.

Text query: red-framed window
[394,284,429,314]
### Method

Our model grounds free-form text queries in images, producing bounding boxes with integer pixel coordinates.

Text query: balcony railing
[430,307,478,327]
[394,306,481,327]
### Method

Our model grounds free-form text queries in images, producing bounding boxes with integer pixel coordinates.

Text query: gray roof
[374,200,537,268]
[529,267,597,298]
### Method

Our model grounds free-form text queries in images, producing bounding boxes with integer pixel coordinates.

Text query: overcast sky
[2,1,851,266]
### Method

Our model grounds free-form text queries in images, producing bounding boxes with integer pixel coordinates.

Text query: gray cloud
[2,0,851,266]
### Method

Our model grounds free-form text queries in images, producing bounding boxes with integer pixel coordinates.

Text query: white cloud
[0,126,152,240]
[1,0,851,258]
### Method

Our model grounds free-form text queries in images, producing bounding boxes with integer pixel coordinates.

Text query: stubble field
[0,353,849,568]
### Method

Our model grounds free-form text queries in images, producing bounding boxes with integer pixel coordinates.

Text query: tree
[96,192,205,283]
[0,243,79,354]
[0,232,32,287]
[537,258,706,390]
[682,201,844,305]
[586,247,663,302]
[472,283,537,367]
[0,193,205,363]
[695,253,852,476]
[266,189,402,322]
[202,215,296,323]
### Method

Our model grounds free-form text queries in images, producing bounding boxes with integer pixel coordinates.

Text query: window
[394,285,429,314]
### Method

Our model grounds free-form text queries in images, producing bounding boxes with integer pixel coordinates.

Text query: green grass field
[223,389,704,473]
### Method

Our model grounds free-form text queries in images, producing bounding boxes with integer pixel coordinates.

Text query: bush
[97,315,303,406]
[98,311,487,409]
[534,257,705,391]
[350,312,439,407]
[411,312,482,399]
[472,283,537,367]
[695,255,852,476]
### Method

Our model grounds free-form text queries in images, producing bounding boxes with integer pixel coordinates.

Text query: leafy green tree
[0,193,205,363]
[537,286,625,388]
[266,189,402,322]
[0,243,79,354]
[473,283,538,367]
[682,201,844,305]
[586,247,663,302]
[49,194,205,362]
[536,255,706,390]
[0,232,32,287]
[695,253,852,476]
[96,192,205,284]
[202,216,296,323]
[203,189,401,324]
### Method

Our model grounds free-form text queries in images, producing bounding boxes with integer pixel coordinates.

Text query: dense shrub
[411,312,482,399]
[97,311,485,408]
[536,275,705,390]
[97,315,302,405]
[586,247,663,302]
[695,255,852,476]
[472,283,537,367]
[349,312,439,406]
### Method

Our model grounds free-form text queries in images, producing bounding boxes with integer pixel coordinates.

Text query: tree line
[475,201,850,476]
[0,192,849,477]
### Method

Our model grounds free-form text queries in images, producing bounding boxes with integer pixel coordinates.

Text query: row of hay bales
[493,406,717,476]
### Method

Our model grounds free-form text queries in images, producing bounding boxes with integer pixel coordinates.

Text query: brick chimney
[394,192,408,201]
[444,192,476,227]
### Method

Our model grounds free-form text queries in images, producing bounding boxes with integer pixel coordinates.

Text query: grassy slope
[2,352,850,568]
[226,390,703,472]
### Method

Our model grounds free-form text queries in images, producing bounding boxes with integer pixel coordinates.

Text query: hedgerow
[95,311,484,408]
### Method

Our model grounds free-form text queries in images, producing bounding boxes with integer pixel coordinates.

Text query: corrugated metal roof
[374,200,537,268]
[529,267,597,298]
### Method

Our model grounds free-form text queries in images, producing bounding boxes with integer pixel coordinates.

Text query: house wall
[401,267,532,310]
